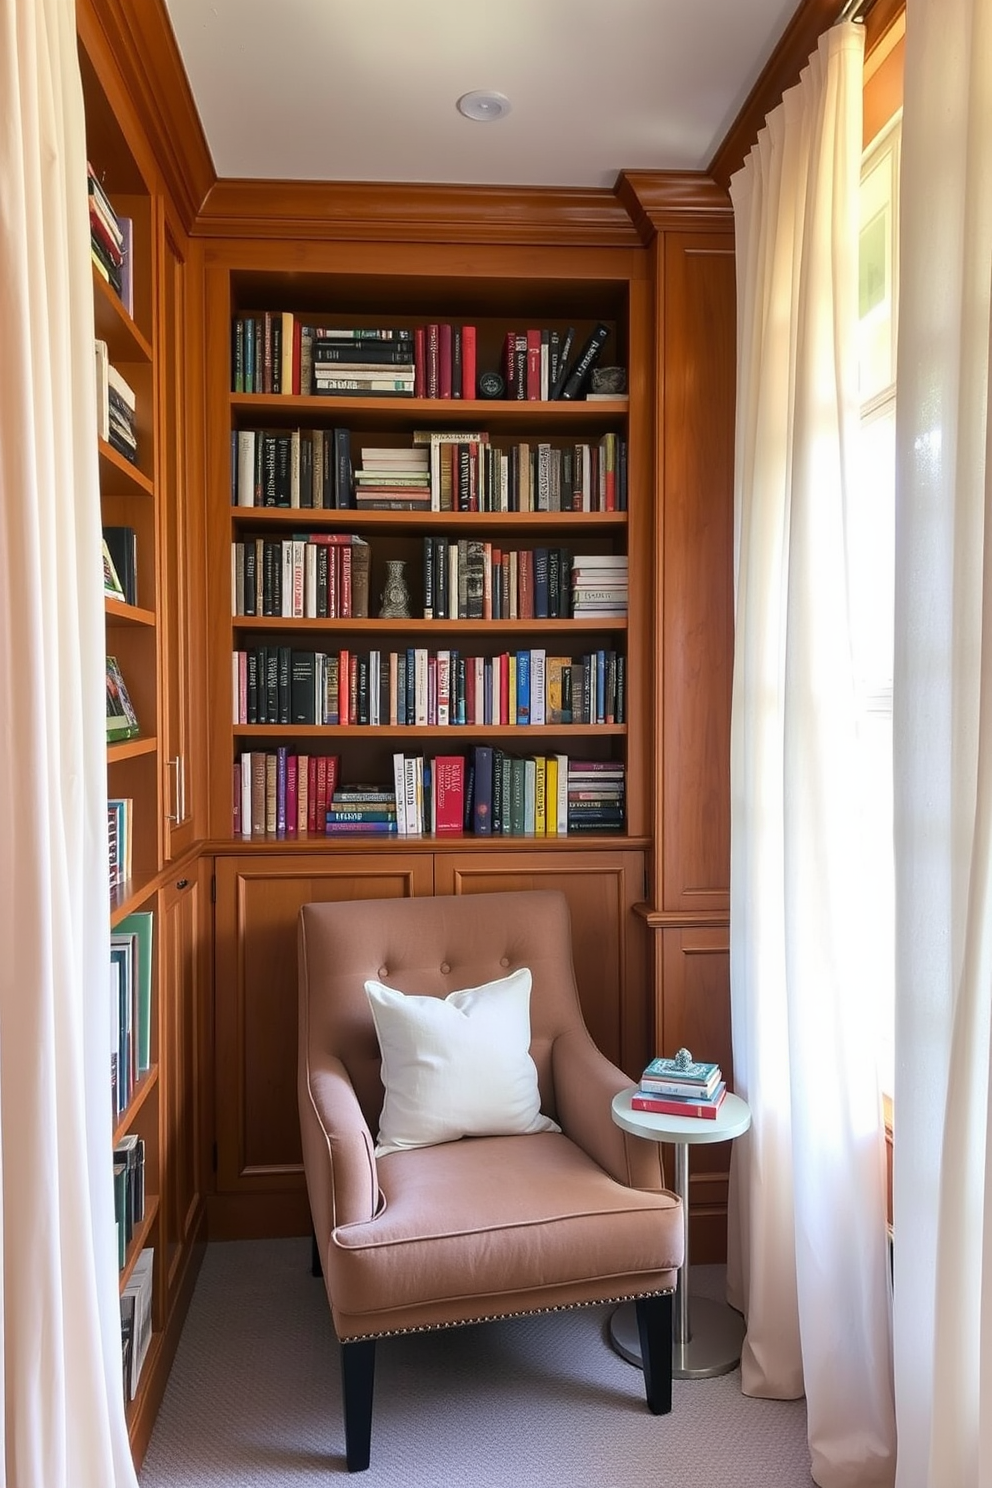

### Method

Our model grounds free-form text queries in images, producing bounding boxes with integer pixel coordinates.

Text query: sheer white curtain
[0,1,139,1484]
[892,0,992,1483]
[727,21,896,1488]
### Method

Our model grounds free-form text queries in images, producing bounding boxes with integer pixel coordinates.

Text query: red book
[414,325,426,398]
[338,648,350,725]
[315,755,328,831]
[518,549,534,619]
[630,1084,728,1120]
[525,329,542,400]
[426,323,440,398]
[438,323,453,399]
[461,325,477,400]
[433,755,465,834]
[307,756,318,834]
[499,651,510,724]
[341,546,352,616]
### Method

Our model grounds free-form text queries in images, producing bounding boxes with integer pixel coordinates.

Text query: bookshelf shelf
[105,598,156,628]
[113,1066,159,1143]
[232,722,627,741]
[231,615,627,636]
[98,440,154,495]
[119,1196,160,1290]
[93,268,152,363]
[231,508,626,534]
[107,734,158,763]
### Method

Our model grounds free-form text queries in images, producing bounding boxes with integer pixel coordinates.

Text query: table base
[609,1296,746,1380]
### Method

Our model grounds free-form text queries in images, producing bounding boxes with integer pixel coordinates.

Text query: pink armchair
[298,889,683,1470]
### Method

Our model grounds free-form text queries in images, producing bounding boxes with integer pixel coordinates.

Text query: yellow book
[508,654,517,727]
[545,756,559,835]
[532,755,547,836]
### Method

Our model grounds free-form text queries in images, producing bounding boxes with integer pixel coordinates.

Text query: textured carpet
[139,1239,813,1487]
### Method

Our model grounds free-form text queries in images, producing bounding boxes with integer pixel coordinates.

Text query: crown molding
[614,172,734,245]
[78,0,215,232]
[193,179,642,247]
[708,0,905,189]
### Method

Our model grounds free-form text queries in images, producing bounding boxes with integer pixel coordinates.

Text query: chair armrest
[299,1055,380,1237]
[552,1031,667,1191]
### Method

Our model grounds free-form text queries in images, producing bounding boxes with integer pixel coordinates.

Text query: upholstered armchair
[298,889,683,1471]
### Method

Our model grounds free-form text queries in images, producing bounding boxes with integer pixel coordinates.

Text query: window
[851,112,901,1097]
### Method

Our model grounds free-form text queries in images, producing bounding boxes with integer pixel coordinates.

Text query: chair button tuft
[440,961,451,974]
[378,967,388,978]
[500,956,509,967]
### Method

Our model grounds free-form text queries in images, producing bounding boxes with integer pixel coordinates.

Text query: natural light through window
[851,115,900,1098]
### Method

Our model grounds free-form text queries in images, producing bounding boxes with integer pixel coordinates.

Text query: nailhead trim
[341,1288,675,1343]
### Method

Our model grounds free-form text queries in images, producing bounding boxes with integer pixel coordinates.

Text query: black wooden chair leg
[311,1230,322,1278]
[341,1339,376,1472]
[636,1293,673,1415]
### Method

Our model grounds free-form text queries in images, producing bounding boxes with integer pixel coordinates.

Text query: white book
[94,339,110,441]
[292,539,306,618]
[473,655,485,726]
[238,430,255,506]
[523,758,537,834]
[555,753,570,835]
[107,360,136,410]
[290,429,301,508]
[281,541,293,618]
[304,543,318,617]
[436,650,450,727]
[393,753,408,834]
[241,752,252,839]
[414,649,429,727]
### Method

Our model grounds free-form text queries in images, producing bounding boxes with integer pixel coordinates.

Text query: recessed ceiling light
[456,91,511,123]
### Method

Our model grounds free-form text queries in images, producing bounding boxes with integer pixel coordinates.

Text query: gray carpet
[139,1239,812,1487]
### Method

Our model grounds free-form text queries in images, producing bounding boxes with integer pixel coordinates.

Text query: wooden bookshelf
[78,3,207,1468]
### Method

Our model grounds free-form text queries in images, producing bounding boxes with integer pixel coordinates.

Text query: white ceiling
[161,0,802,190]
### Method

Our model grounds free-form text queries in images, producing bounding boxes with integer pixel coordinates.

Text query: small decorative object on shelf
[590,365,627,396]
[379,559,411,619]
[674,1046,693,1070]
[477,370,505,399]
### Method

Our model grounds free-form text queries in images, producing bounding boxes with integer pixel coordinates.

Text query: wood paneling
[656,923,733,1264]
[435,850,650,1073]
[159,868,206,1302]
[212,855,433,1195]
[659,233,736,913]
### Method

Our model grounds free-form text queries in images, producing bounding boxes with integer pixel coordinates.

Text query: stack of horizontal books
[631,1054,727,1119]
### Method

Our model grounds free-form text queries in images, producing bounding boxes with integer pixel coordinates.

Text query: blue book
[641,1056,721,1089]
[516,649,531,726]
[472,745,494,835]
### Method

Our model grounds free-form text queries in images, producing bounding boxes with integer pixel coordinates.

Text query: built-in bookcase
[211,264,650,848]
[79,23,163,1442]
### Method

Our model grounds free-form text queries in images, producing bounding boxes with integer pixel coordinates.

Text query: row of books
[106,655,140,743]
[113,1133,146,1270]
[87,161,132,315]
[231,317,616,403]
[630,1054,727,1120]
[232,646,626,728]
[107,796,133,891]
[111,911,153,1122]
[232,533,370,619]
[95,339,138,465]
[232,748,625,839]
[230,426,626,513]
[103,524,138,607]
[393,749,624,837]
[422,540,586,621]
[120,1248,153,1404]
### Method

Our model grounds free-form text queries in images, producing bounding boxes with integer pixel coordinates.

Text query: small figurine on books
[589,366,626,395]
[673,1047,693,1071]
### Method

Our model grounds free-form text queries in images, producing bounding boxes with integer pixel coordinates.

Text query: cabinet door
[212,853,434,1229]
[159,865,206,1305]
[159,221,198,858]
[656,923,732,1263]
[434,849,649,1073]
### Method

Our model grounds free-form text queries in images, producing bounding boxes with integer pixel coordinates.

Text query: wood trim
[78,0,215,232]
[193,178,641,247]
[614,173,734,245]
[707,0,903,190]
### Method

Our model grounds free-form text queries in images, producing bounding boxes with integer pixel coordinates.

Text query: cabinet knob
[176,877,189,890]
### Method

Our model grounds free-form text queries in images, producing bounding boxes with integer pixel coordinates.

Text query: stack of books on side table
[631,1051,727,1119]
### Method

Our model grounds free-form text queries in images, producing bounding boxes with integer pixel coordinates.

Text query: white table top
[612,1088,751,1145]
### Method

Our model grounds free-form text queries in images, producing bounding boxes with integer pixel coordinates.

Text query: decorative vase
[379,558,411,619]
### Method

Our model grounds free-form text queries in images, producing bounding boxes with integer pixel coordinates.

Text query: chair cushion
[365,968,560,1156]
[327,1131,682,1335]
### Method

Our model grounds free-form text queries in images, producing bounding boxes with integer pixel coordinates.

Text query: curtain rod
[835,0,872,22]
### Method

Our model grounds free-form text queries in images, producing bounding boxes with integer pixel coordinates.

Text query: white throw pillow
[364,967,560,1156]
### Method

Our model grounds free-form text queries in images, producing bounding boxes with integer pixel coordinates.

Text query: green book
[116,911,153,1073]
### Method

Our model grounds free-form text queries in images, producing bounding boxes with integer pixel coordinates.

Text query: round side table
[610,1087,752,1380]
